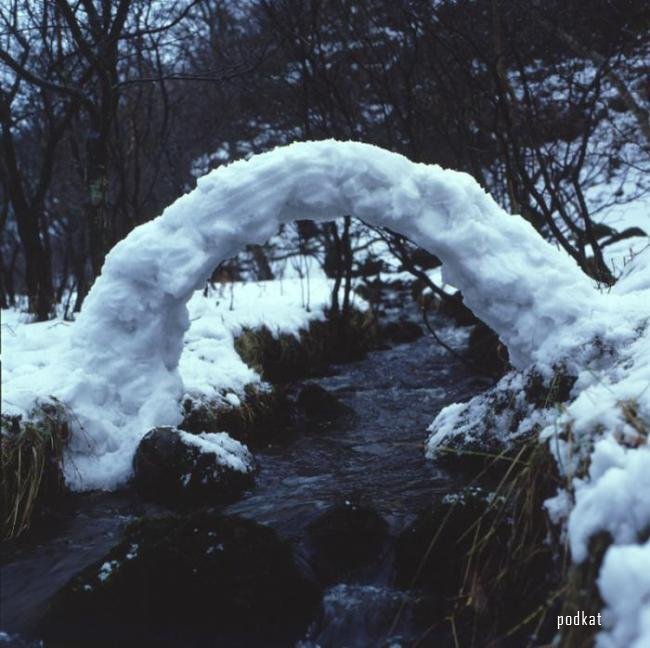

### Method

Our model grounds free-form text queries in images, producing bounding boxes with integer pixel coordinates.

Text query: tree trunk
[85,123,110,279]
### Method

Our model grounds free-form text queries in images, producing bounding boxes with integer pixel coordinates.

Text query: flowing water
[1,313,490,647]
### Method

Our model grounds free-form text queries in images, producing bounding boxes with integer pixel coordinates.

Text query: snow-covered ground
[1,274,346,489]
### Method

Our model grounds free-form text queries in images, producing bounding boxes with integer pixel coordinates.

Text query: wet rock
[381,319,423,344]
[133,427,255,506]
[306,501,389,583]
[394,489,505,598]
[466,322,510,377]
[180,387,294,449]
[429,365,577,477]
[296,384,350,423]
[40,512,321,647]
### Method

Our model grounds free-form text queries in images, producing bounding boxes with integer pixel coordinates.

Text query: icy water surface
[0,315,490,646]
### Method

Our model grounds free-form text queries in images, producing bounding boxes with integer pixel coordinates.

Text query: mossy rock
[394,488,507,597]
[295,383,351,424]
[133,427,255,506]
[180,385,293,449]
[40,512,321,647]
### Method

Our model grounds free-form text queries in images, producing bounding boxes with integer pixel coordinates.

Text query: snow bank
[427,246,650,647]
[598,539,650,648]
[2,275,337,489]
[180,278,335,403]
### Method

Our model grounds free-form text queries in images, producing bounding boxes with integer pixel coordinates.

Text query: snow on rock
[176,430,254,474]
[132,426,255,505]
[427,245,650,647]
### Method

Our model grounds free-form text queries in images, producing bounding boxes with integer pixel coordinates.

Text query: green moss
[1,403,69,540]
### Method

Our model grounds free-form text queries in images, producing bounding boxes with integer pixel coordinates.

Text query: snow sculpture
[65,140,601,488]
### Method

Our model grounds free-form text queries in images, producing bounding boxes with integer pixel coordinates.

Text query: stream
[1,312,491,647]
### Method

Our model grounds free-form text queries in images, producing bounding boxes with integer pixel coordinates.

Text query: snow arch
[67,140,600,488]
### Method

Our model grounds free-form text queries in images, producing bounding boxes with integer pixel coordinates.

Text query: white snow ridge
[25,140,601,488]
[2,139,648,646]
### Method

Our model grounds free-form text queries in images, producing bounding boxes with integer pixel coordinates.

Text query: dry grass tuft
[444,435,568,646]
[1,402,69,540]
[234,308,379,383]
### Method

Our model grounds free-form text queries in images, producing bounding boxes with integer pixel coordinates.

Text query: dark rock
[133,427,255,506]
[180,388,294,449]
[296,384,350,422]
[381,319,423,344]
[306,501,389,583]
[394,489,505,597]
[438,292,478,326]
[40,512,321,648]
[524,368,576,408]
[466,322,510,377]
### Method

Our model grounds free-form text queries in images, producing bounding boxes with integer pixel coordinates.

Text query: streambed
[1,313,490,647]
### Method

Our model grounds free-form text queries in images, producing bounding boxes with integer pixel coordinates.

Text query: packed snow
[2,274,339,489]
[176,430,254,474]
[1,139,648,646]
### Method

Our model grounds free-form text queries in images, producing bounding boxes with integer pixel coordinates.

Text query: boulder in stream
[133,426,255,506]
[394,488,507,598]
[466,321,510,376]
[39,512,321,647]
[306,501,389,584]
